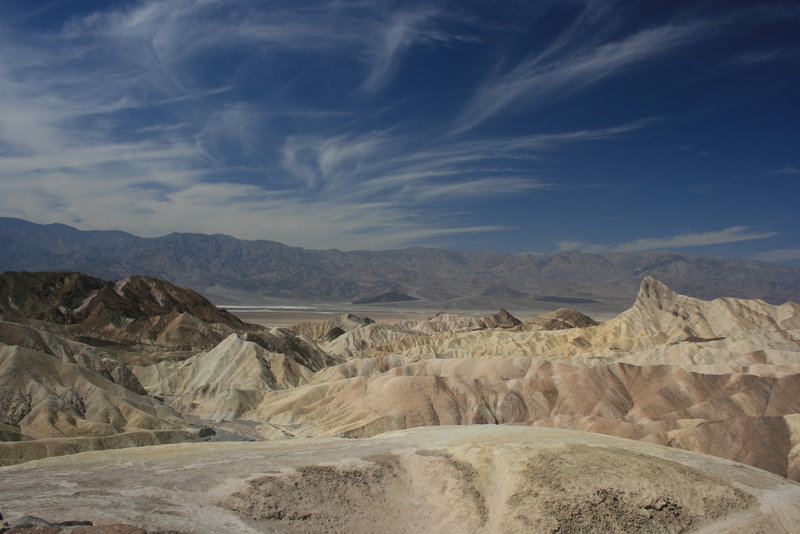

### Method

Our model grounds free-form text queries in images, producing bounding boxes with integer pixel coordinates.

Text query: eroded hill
[0,271,331,462]
[2,272,800,488]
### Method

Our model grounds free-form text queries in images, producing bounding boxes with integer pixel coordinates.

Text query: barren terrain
[2,270,800,532]
[3,426,800,534]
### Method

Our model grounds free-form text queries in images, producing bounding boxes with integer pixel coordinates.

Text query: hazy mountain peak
[1,218,799,306]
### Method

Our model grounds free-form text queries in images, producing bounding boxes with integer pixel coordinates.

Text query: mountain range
[2,217,799,308]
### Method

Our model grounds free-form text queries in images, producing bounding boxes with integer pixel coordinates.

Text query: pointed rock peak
[343,313,375,326]
[635,277,678,308]
[215,332,245,349]
[492,309,522,327]
[113,277,132,295]
[550,308,598,328]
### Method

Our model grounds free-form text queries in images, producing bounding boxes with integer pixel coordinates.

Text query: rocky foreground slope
[2,426,799,534]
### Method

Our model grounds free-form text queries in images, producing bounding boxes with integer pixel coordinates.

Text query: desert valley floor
[1,271,799,533]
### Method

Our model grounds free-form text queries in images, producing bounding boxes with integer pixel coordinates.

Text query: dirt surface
[2,426,799,534]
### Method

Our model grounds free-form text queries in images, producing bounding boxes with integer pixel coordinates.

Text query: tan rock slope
[0,272,268,464]
[328,277,800,375]
[0,320,145,393]
[251,357,800,477]
[133,330,342,421]
[288,313,374,341]
[1,426,799,534]
[209,278,800,480]
[320,308,522,359]
[3,271,800,491]
[0,341,203,464]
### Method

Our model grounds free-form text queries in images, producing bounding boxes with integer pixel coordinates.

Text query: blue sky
[1,1,799,261]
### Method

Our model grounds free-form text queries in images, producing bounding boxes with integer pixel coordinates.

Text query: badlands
[1,271,800,532]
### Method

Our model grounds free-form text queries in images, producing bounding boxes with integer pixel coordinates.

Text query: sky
[0,0,799,262]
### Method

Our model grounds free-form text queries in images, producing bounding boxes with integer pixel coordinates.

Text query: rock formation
[516,307,598,330]
[133,331,342,421]
[287,313,374,341]
[0,341,204,464]
[187,277,800,480]
[0,271,271,464]
[2,271,800,497]
[0,271,247,350]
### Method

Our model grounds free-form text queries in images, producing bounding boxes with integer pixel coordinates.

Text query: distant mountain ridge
[1,217,799,307]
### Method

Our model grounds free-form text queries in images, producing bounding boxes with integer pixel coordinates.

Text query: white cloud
[554,226,778,255]
[4,1,778,254]
[453,21,702,133]
[773,166,800,175]
[730,48,793,65]
[555,240,606,254]
[360,9,452,94]
[0,116,646,250]
[612,226,778,253]
[751,249,800,263]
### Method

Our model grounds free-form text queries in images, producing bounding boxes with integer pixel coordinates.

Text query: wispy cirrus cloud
[612,226,778,253]
[277,119,651,206]
[751,249,800,263]
[359,8,463,94]
[730,48,795,65]
[555,240,607,254]
[772,166,800,175]
[555,226,778,255]
[2,0,794,255]
[0,0,656,251]
[452,20,702,133]
[0,0,501,249]
[63,0,463,99]
[0,114,645,249]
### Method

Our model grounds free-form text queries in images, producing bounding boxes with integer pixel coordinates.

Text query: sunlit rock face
[233,278,800,480]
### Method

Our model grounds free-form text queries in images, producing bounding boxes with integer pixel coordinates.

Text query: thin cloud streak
[0,116,643,249]
[557,226,778,255]
[613,226,778,253]
[773,166,800,175]
[1,1,795,255]
[751,249,800,263]
[359,8,455,94]
[0,1,662,253]
[453,22,701,133]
